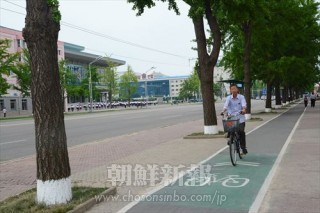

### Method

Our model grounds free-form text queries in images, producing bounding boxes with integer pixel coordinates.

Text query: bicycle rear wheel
[229,133,237,166]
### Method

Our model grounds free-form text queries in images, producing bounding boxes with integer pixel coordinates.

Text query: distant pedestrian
[304,96,308,107]
[2,107,7,117]
[310,92,316,108]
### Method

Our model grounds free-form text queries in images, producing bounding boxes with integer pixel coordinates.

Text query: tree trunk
[289,87,293,102]
[265,82,272,111]
[295,89,299,100]
[243,21,252,119]
[282,86,288,104]
[108,90,112,104]
[192,16,219,134]
[275,82,282,106]
[199,65,217,133]
[23,0,71,205]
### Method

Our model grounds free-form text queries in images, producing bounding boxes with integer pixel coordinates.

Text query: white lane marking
[214,162,232,167]
[118,104,297,213]
[0,139,26,145]
[249,106,306,213]
[117,146,228,213]
[238,162,260,167]
[213,161,260,167]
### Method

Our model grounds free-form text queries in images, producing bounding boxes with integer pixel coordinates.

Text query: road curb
[68,187,117,213]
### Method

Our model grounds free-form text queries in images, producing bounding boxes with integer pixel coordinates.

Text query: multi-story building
[134,67,231,99]
[134,75,189,99]
[167,76,189,97]
[0,26,125,115]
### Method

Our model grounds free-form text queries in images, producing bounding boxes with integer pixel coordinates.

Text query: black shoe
[227,139,231,145]
[242,148,248,155]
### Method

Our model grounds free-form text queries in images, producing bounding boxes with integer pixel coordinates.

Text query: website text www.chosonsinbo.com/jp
[94,190,227,206]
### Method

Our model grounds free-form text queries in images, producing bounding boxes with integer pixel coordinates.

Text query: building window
[172,89,174,91]
[176,89,179,91]
[0,99,4,110]
[58,50,61,55]
[17,39,21,47]
[10,99,16,110]
[22,99,28,110]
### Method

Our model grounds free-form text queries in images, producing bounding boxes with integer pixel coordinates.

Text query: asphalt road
[0,101,266,162]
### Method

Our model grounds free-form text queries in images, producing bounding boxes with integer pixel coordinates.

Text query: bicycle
[221,112,242,166]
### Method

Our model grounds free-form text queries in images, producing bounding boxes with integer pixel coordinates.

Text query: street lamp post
[89,55,104,112]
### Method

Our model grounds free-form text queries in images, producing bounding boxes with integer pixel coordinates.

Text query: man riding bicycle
[221,84,248,155]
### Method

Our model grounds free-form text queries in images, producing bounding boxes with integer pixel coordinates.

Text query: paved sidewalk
[259,104,320,213]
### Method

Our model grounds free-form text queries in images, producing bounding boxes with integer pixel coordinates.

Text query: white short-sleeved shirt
[223,94,247,123]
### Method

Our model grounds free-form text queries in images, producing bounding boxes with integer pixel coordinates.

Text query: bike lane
[123,103,305,213]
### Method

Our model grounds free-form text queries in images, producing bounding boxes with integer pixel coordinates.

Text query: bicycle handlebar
[221,111,242,119]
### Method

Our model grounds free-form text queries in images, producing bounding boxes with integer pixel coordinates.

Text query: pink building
[0,26,65,96]
[0,26,125,115]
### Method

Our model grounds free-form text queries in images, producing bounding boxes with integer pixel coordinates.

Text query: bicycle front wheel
[229,134,237,166]
[236,136,243,160]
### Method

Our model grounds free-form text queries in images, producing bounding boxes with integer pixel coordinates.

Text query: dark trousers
[238,122,246,149]
[311,99,315,107]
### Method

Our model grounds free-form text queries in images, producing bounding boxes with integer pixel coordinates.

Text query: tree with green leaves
[259,0,320,108]
[23,0,71,205]
[13,56,82,106]
[128,0,225,134]
[0,39,19,95]
[221,0,267,118]
[179,66,200,100]
[81,66,101,102]
[12,49,31,97]
[213,79,224,100]
[101,59,119,104]
[119,65,138,105]
[223,0,320,110]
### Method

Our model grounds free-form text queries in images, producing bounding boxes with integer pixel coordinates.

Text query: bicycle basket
[223,119,239,132]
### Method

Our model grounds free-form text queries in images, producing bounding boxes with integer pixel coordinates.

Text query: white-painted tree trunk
[265,108,272,113]
[204,125,219,134]
[245,114,251,120]
[37,177,72,205]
